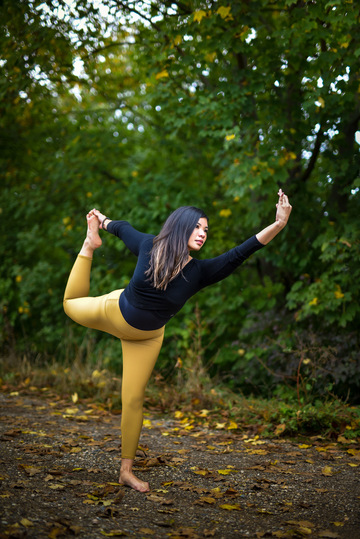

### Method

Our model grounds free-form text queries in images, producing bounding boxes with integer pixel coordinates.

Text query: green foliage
[1,0,359,402]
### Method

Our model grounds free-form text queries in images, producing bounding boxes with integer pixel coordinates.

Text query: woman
[63,190,292,492]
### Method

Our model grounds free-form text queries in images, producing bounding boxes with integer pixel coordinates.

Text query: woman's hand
[255,189,292,245]
[90,208,108,229]
[275,189,292,229]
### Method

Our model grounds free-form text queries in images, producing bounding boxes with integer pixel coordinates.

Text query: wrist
[102,217,111,230]
[275,219,286,230]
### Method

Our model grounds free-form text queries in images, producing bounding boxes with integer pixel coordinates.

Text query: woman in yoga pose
[63,189,292,492]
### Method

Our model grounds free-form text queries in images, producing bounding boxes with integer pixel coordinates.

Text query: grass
[1,353,359,441]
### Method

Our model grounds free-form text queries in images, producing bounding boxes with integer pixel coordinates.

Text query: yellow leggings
[63,255,164,459]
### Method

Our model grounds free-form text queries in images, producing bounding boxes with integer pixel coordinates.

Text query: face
[187,217,208,252]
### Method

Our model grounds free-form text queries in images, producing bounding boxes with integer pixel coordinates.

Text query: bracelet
[102,217,110,228]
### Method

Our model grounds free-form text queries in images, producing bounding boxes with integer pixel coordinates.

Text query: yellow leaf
[65,407,78,415]
[227,421,238,430]
[225,133,235,141]
[217,469,233,475]
[217,6,232,19]
[174,35,182,46]
[219,504,242,511]
[193,10,207,22]
[219,209,232,218]
[155,70,169,80]
[274,423,286,436]
[321,466,333,476]
[71,392,78,403]
[193,469,209,476]
[20,518,34,527]
[317,96,325,108]
[298,444,312,449]
[205,52,217,63]
[334,285,344,299]
[100,530,127,537]
[143,419,152,427]
[215,421,227,428]
[309,297,318,306]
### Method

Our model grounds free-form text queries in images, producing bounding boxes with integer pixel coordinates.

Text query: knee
[63,299,76,322]
[63,299,70,316]
[122,391,145,412]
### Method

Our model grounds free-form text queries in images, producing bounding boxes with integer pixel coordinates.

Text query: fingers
[277,189,290,205]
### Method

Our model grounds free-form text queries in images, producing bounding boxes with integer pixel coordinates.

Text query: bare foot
[119,470,150,493]
[79,213,102,257]
[86,213,102,250]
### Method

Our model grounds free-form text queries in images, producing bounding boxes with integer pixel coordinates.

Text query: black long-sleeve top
[107,220,264,330]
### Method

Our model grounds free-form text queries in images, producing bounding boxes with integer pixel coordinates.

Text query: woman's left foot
[86,213,102,250]
[119,469,150,493]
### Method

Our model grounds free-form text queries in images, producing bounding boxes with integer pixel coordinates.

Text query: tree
[1,0,359,400]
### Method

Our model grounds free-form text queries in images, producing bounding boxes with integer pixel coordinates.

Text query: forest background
[1,0,360,435]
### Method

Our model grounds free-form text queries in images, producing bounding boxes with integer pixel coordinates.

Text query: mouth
[196,240,203,246]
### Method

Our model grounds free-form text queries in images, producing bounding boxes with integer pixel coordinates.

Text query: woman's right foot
[119,469,150,493]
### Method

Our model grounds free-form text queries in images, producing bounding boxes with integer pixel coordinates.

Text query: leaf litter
[0,392,359,538]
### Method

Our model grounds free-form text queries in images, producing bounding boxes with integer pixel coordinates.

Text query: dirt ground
[0,390,359,539]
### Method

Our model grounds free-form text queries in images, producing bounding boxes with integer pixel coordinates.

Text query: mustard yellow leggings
[63,255,164,459]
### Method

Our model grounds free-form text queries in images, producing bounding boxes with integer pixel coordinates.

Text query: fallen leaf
[219,504,242,511]
[22,466,42,476]
[194,496,216,505]
[274,424,286,436]
[20,518,34,527]
[100,530,127,536]
[321,466,334,476]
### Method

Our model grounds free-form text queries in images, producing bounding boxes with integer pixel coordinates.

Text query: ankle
[79,238,94,258]
[120,458,134,474]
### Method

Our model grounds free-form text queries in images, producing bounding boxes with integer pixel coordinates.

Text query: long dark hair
[146,206,208,290]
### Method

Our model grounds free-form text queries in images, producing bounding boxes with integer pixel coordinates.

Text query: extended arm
[256,189,292,245]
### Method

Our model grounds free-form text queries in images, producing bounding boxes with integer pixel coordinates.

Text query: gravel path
[0,392,359,538]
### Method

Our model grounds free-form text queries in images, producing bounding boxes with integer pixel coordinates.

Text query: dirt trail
[0,391,359,538]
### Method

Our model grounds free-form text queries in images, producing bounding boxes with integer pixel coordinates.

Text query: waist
[119,292,168,331]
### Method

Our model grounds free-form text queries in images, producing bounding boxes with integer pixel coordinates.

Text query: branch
[81,41,133,60]
[114,1,163,32]
[300,127,323,183]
